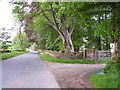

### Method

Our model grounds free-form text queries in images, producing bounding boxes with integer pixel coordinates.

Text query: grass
[40,53,94,64]
[40,53,119,88]
[90,63,119,88]
[96,58,112,64]
[91,58,119,88]
[1,51,28,60]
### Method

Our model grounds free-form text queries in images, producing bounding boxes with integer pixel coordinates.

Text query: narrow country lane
[2,51,59,88]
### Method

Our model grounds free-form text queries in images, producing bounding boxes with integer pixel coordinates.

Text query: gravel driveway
[46,61,106,88]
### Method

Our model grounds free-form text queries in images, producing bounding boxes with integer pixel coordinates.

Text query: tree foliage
[10,32,29,51]
[11,1,120,61]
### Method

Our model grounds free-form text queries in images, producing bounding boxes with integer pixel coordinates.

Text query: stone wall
[85,49,111,60]
[45,50,83,59]
[85,49,95,60]
[59,52,83,59]
[45,50,111,60]
[97,51,111,58]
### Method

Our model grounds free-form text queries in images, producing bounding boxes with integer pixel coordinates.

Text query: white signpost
[110,43,115,53]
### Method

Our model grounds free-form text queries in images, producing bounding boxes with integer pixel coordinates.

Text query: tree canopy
[11,1,120,62]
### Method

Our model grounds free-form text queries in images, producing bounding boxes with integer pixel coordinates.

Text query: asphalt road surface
[2,51,59,88]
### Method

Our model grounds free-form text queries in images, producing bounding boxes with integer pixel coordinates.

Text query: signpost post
[110,43,115,53]
[110,43,115,60]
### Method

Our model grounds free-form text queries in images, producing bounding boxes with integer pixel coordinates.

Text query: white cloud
[0,0,14,28]
[0,0,17,40]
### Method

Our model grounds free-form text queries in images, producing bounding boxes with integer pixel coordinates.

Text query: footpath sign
[110,43,115,53]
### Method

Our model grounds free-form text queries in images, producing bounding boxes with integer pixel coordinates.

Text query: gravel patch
[46,61,106,88]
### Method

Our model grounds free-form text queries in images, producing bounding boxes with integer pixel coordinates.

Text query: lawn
[90,57,119,88]
[40,53,94,64]
[90,58,119,88]
[90,63,119,88]
[96,58,112,64]
[1,51,28,60]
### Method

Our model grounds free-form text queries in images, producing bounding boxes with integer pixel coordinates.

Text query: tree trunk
[105,13,109,50]
[98,36,102,50]
[106,37,109,50]
[111,3,120,62]
[60,15,75,53]
[18,26,23,51]
[118,38,120,61]
[98,16,102,50]
[111,41,119,62]
[61,31,74,53]
[41,8,75,53]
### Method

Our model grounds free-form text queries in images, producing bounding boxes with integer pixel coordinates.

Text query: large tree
[111,2,120,62]
[11,31,29,51]
[12,2,83,53]
[0,30,11,50]
[36,2,76,53]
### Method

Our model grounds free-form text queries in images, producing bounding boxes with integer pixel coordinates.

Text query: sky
[0,0,37,41]
[0,0,18,40]
[0,0,15,28]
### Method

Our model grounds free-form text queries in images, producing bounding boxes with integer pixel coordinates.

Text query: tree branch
[69,19,75,35]
[39,6,64,37]
[30,4,64,38]
[31,9,52,18]
[41,10,61,34]
[61,14,67,32]
[50,5,60,31]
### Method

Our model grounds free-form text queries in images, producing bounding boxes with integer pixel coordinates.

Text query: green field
[1,51,28,60]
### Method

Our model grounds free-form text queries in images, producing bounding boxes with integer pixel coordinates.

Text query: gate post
[93,50,98,61]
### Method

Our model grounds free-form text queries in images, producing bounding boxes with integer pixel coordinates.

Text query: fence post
[93,50,98,61]
[83,50,86,59]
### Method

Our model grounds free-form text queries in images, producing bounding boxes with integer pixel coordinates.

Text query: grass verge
[40,53,94,64]
[90,63,118,88]
[96,58,112,64]
[1,51,28,60]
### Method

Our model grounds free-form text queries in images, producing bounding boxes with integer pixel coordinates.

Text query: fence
[45,50,111,60]
[85,49,111,60]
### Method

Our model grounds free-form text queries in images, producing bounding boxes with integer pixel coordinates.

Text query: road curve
[2,51,59,88]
